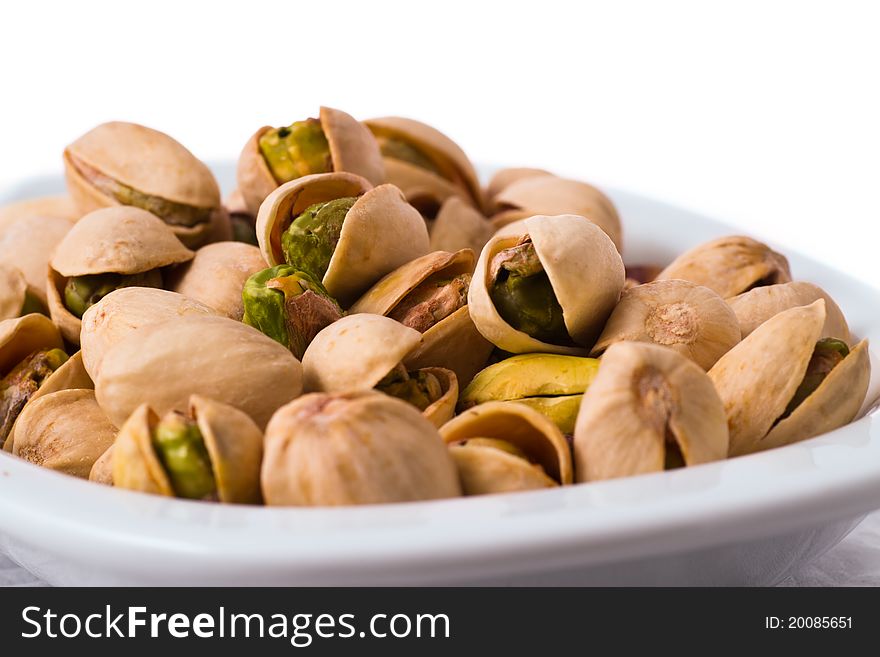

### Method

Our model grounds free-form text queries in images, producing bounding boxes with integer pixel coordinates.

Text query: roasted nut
[89,444,114,485]
[0,196,79,231]
[0,263,28,320]
[485,167,553,204]
[0,213,74,307]
[428,197,494,258]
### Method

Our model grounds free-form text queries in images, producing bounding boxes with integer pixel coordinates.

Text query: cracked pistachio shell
[0,196,79,232]
[491,177,623,252]
[656,235,791,298]
[727,281,851,343]
[365,116,483,211]
[262,391,461,506]
[0,213,74,305]
[95,314,303,429]
[237,107,385,216]
[89,444,114,485]
[168,241,267,320]
[80,287,218,382]
[485,168,554,203]
[441,401,573,495]
[257,173,429,307]
[469,214,625,355]
[0,264,27,320]
[420,366,458,429]
[574,342,729,482]
[13,389,116,478]
[112,396,263,503]
[429,197,494,256]
[64,122,221,247]
[592,279,741,370]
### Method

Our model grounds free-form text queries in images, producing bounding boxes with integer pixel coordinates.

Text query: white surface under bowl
[1,165,879,586]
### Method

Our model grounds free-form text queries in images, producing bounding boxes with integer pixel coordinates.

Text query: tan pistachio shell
[491,176,623,252]
[574,342,729,482]
[13,389,116,478]
[441,401,573,495]
[0,213,74,305]
[429,196,494,256]
[485,168,554,202]
[89,444,114,485]
[727,281,851,343]
[469,214,625,355]
[95,314,303,429]
[0,196,79,232]
[592,279,741,370]
[421,367,458,429]
[261,391,461,506]
[656,235,792,298]
[168,241,267,320]
[0,314,64,375]
[0,264,27,320]
[111,404,172,497]
[379,158,469,216]
[80,287,219,381]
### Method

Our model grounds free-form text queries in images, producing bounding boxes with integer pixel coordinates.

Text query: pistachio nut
[574,341,729,482]
[428,197,494,257]
[0,196,79,232]
[168,241,267,321]
[241,264,342,360]
[656,235,791,299]
[727,281,851,343]
[624,264,663,289]
[261,391,461,506]
[89,444,114,485]
[47,206,194,343]
[12,389,116,478]
[490,176,623,252]
[350,249,494,385]
[237,107,385,216]
[112,395,263,503]
[0,263,29,320]
[592,279,741,370]
[459,353,600,434]
[95,314,303,430]
[708,300,870,456]
[485,167,554,204]
[440,401,573,495]
[63,121,222,247]
[0,213,74,306]
[256,172,429,307]
[223,188,258,246]
[469,214,625,355]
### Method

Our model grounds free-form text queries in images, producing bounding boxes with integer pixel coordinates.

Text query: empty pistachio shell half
[727,281,851,343]
[574,341,729,482]
[469,214,625,355]
[441,401,573,495]
[0,213,74,306]
[592,279,741,370]
[95,314,303,429]
[485,167,554,204]
[237,107,385,216]
[708,300,869,456]
[656,235,792,299]
[491,176,623,252]
[261,391,461,506]
[429,197,494,256]
[64,121,221,247]
[168,241,267,320]
[12,389,116,478]
[112,395,263,503]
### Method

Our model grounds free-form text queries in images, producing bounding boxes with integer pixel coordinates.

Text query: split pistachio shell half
[168,241,267,320]
[727,281,851,343]
[89,444,114,485]
[469,214,625,355]
[95,314,303,429]
[429,197,494,256]
[0,213,74,306]
[441,401,573,495]
[656,235,791,299]
[574,341,729,482]
[0,196,79,232]
[262,391,461,506]
[491,176,623,252]
[64,121,221,247]
[485,168,554,203]
[0,264,27,320]
[237,106,385,216]
[257,173,429,307]
[592,279,741,370]
[708,300,869,456]
[113,395,263,503]
[12,389,116,478]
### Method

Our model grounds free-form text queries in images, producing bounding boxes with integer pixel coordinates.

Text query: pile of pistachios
[0,108,872,506]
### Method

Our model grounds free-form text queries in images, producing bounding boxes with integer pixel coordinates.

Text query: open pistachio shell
[441,401,573,495]
[0,264,27,320]
[111,404,173,497]
[469,214,625,355]
[13,389,116,478]
[0,314,64,375]
[0,213,74,305]
[420,367,458,428]
[491,176,623,252]
[485,168,554,203]
[63,121,221,247]
[262,391,461,506]
[0,196,79,232]
[592,279,741,370]
[727,281,851,343]
[168,241,267,320]
[89,444,114,485]
[656,235,792,298]
[95,314,303,429]
[574,342,729,482]
[429,197,494,256]
[237,107,384,216]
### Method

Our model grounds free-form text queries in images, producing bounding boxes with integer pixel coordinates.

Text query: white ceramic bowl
[1,165,879,586]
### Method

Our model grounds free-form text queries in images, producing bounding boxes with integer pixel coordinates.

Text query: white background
[1,0,879,284]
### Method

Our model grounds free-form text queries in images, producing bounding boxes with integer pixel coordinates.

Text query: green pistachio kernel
[0,348,69,448]
[375,366,443,412]
[280,196,358,281]
[259,119,332,184]
[781,337,850,419]
[377,137,442,176]
[152,411,217,500]
[63,270,163,319]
